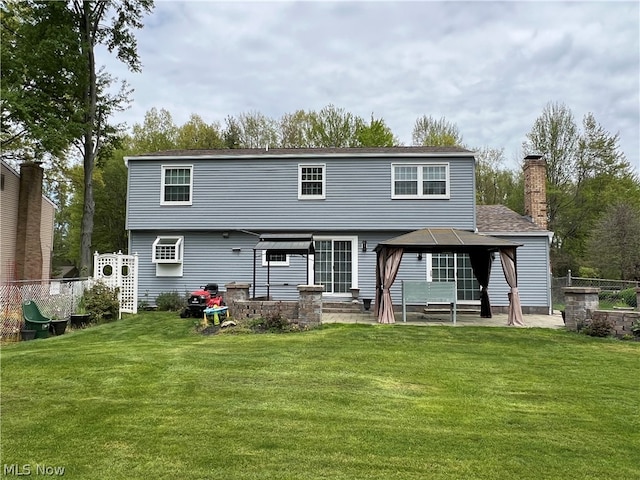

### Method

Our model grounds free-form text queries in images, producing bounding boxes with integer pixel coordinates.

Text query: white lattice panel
[93,251,139,316]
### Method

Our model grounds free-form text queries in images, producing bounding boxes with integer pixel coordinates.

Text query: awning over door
[252,234,315,299]
[374,228,525,326]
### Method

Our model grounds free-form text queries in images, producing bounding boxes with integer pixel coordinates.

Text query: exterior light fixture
[362,240,367,252]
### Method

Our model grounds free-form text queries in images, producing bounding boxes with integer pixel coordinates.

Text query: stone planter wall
[225,282,324,326]
[563,286,640,338]
[590,310,640,338]
[232,300,299,321]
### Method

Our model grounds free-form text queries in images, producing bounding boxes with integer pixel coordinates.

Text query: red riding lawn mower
[180,283,227,320]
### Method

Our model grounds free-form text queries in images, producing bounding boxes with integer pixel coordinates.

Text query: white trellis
[93,251,139,317]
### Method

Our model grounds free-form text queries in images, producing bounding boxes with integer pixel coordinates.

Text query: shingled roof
[476,205,549,234]
[127,146,474,159]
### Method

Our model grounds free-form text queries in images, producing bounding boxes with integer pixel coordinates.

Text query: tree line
[2,2,639,280]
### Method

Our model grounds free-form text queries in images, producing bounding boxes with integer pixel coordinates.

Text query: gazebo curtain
[376,247,403,324]
[500,247,525,326]
[469,250,494,318]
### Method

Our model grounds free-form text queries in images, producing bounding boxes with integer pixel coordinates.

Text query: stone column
[298,285,324,326]
[224,282,250,317]
[563,287,599,331]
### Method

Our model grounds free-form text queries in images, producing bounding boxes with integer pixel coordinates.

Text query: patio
[322,310,565,329]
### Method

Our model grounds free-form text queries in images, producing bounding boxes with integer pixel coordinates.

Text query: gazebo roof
[374,228,521,254]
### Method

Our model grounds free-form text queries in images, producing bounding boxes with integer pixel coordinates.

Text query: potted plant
[19,319,36,341]
[631,320,640,340]
[49,315,69,336]
[70,295,91,328]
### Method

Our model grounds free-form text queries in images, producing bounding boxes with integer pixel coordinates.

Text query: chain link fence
[1,278,89,343]
[552,271,639,307]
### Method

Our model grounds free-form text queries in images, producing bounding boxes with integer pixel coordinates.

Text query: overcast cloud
[101,0,640,171]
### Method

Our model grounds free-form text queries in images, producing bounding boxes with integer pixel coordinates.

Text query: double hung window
[392,163,449,199]
[298,164,326,200]
[162,166,193,205]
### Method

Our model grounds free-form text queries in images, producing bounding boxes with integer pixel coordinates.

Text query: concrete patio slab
[322,310,565,329]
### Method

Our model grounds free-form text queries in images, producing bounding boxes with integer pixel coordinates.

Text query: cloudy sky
[102,0,640,171]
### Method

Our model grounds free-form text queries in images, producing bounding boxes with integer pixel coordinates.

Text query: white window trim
[391,162,450,199]
[161,165,193,206]
[152,236,184,263]
[298,163,326,200]
[261,251,290,267]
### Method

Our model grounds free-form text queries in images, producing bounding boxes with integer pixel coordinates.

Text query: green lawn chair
[22,301,51,339]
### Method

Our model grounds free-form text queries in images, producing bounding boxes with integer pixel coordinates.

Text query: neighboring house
[125,147,553,314]
[0,160,56,282]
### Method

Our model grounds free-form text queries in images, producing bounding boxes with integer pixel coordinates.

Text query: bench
[401,281,457,324]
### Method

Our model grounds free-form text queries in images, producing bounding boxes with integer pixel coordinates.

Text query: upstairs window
[298,164,326,200]
[392,163,449,199]
[162,166,192,205]
[152,236,183,263]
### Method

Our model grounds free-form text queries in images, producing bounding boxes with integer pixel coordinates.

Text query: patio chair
[22,300,51,339]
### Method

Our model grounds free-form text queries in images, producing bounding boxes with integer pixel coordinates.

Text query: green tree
[523,101,640,275]
[1,1,84,160]
[129,107,177,153]
[235,111,279,148]
[279,110,312,147]
[223,115,242,149]
[412,115,463,147]
[355,114,398,147]
[6,0,154,276]
[176,114,224,150]
[307,104,360,147]
[586,202,640,280]
[474,147,522,211]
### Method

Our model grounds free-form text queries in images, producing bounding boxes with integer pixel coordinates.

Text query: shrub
[155,291,186,311]
[578,267,599,278]
[620,288,637,308]
[84,282,120,323]
[583,316,614,337]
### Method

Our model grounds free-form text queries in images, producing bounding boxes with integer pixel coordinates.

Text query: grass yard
[1,312,638,480]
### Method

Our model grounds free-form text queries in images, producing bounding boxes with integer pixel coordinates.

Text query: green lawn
[1,313,638,480]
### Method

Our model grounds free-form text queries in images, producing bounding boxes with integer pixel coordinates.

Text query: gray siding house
[125,147,553,314]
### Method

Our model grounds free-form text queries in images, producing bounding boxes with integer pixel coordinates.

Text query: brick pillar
[523,155,547,230]
[224,282,250,317]
[563,287,599,331]
[297,285,324,326]
[15,162,44,280]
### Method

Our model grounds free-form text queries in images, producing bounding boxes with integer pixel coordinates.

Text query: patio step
[322,301,369,314]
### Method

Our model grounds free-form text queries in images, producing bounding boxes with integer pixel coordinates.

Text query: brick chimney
[15,162,44,280]
[523,154,547,230]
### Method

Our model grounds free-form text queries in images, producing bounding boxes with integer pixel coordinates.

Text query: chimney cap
[524,154,544,161]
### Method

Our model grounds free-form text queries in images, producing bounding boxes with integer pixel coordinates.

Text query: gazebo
[374,228,525,326]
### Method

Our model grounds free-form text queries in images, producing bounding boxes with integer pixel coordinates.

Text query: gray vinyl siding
[126,156,476,232]
[131,229,550,311]
[131,230,428,306]
[487,235,552,311]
